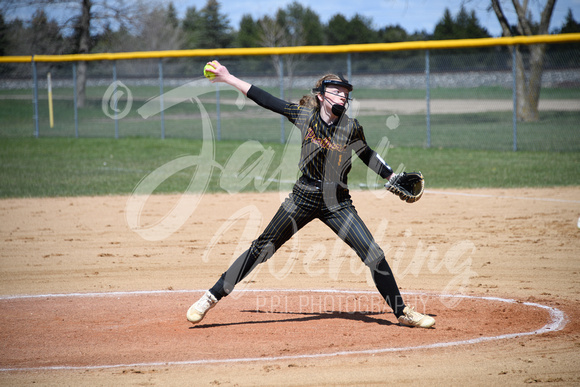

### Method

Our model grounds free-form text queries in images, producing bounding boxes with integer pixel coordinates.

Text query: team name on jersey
[304,127,347,152]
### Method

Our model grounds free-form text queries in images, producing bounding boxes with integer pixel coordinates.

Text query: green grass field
[1,137,579,198]
[2,95,579,151]
[1,85,578,198]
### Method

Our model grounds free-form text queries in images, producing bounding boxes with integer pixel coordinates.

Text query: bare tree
[258,15,289,79]
[258,3,322,99]
[3,0,146,107]
[490,0,557,121]
[75,0,90,108]
[136,4,184,51]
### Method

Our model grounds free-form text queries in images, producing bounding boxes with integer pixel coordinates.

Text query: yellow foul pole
[47,72,54,128]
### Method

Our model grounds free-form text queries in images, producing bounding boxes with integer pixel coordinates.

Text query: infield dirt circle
[1,188,579,385]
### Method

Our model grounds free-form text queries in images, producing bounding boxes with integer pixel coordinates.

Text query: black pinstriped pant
[210,178,405,317]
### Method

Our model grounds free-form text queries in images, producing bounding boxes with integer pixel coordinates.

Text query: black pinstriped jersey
[247,85,393,185]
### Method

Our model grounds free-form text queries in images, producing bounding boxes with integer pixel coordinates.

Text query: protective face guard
[312,74,353,118]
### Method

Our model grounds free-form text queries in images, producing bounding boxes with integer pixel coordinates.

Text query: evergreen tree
[459,8,490,38]
[378,25,408,43]
[557,8,580,34]
[197,0,232,49]
[237,14,260,47]
[271,1,323,46]
[325,13,377,45]
[0,12,9,56]
[256,2,323,49]
[433,8,455,40]
[549,8,580,58]
[433,6,489,40]
[2,9,65,56]
[33,9,67,54]
[166,2,179,30]
[182,6,201,49]
[300,6,324,46]
[348,14,378,43]
[325,14,350,45]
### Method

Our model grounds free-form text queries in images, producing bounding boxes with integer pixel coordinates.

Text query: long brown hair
[299,74,342,109]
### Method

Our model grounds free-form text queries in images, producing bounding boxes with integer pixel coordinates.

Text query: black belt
[298,176,349,192]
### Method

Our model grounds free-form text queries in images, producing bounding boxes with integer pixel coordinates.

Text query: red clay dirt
[0,290,562,369]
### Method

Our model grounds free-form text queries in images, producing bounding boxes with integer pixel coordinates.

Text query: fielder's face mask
[313,75,353,117]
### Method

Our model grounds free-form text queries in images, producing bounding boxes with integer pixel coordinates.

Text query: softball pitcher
[187,60,434,329]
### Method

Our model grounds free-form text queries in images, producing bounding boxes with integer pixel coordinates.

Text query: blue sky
[6,0,579,37]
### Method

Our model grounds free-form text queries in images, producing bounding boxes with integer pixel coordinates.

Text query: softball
[203,62,216,80]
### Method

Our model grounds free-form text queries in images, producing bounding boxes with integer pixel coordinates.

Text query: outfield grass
[0,138,578,199]
[1,84,578,198]
[1,96,579,151]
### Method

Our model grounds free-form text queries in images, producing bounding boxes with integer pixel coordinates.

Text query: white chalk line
[0,289,567,372]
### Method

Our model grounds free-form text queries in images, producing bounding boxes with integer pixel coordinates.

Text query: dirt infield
[1,187,579,385]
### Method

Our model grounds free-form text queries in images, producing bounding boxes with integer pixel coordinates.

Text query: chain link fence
[1,41,579,151]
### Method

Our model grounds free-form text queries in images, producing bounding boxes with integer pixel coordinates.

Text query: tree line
[1,0,578,56]
[1,0,578,121]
